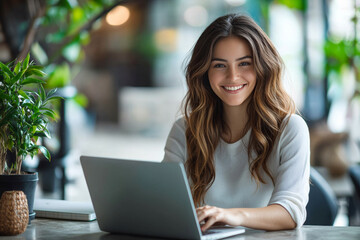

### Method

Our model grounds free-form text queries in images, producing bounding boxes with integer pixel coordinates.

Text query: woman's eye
[214,63,225,68]
[239,62,251,66]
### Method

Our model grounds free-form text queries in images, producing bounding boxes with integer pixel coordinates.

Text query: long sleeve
[268,114,310,227]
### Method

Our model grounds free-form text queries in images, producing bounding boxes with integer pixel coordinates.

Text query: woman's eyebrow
[211,55,253,62]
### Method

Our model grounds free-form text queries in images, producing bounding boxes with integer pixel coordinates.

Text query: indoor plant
[0,53,59,222]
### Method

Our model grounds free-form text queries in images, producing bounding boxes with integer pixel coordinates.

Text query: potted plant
[0,53,59,222]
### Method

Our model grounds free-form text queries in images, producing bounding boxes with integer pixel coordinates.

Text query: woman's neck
[222,102,249,143]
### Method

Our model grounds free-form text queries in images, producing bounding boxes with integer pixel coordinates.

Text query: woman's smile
[222,84,248,93]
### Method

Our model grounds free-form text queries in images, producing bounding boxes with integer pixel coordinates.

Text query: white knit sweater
[162,114,310,227]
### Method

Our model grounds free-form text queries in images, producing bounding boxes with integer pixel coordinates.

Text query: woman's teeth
[224,85,245,91]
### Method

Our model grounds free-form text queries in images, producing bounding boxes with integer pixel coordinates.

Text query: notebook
[34,199,96,221]
[80,156,245,240]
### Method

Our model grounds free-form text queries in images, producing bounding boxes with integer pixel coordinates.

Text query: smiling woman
[208,36,256,108]
[162,14,310,232]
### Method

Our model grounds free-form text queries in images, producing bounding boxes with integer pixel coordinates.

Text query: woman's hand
[196,205,243,232]
[196,204,296,231]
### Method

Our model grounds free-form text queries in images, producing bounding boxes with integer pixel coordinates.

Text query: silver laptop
[80,156,245,240]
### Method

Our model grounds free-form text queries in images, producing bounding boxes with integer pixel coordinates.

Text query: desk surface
[1,219,360,240]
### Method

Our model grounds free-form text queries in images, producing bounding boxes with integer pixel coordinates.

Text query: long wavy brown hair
[183,14,296,207]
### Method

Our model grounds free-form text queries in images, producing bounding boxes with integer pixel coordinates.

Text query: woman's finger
[196,206,216,222]
[201,215,220,232]
[197,206,226,230]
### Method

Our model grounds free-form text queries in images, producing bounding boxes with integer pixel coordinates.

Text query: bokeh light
[184,5,208,27]
[154,29,178,52]
[224,0,247,6]
[106,5,130,26]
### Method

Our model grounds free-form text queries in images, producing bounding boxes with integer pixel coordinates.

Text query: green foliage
[324,39,359,77]
[324,6,360,98]
[46,63,71,89]
[30,0,118,106]
[0,54,61,174]
[134,31,159,61]
[73,93,88,108]
[275,0,306,11]
[39,0,116,65]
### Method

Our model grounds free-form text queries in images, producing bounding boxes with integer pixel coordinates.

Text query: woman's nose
[227,66,240,82]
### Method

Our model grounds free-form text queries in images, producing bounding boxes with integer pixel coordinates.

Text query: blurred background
[1,0,360,226]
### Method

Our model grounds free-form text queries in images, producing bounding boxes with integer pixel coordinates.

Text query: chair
[305,167,339,225]
[348,165,360,225]
[349,165,360,199]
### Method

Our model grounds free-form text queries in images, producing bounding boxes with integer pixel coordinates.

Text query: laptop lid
[80,156,245,240]
[80,156,202,239]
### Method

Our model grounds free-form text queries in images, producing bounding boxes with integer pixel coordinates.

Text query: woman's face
[208,36,256,108]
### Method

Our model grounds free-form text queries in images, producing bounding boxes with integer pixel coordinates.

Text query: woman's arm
[196,204,296,231]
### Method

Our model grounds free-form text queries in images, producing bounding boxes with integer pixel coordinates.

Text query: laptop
[80,156,245,240]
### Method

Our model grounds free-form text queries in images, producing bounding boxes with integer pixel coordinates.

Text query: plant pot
[0,172,38,223]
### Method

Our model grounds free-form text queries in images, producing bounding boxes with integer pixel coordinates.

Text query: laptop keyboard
[202,229,222,235]
[201,227,245,240]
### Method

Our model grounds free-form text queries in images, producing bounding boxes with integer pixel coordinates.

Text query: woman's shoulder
[283,114,308,131]
[173,116,186,130]
[280,114,309,141]
[168,116,187,137]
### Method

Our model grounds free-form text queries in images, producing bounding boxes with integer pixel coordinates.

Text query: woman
[163,14,310,231]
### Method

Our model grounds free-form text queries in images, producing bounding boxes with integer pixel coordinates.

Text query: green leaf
[44,96,63,105]
[73,93,88,107]
[79,32,90,45]
[36,96,42,109]
[0,62,14,78]
[38,145,51,161]
[0,108,17,127]
[34,131,50,138]
[0,90,7,100]
[28,97,36,107]
[39,84,46,102]
[42,110,57,120]
[30,125,37,134]
[46,63,70,88]
[33,118,46,126]
[26,68,47,77]
[18,90,30,100]
[39,107,54,112]
[46,88,58,98]
[1,71,10,83]
[31,42,48,65]
[42,128,51,138]
[24,134,31,146]
[22,77,46,85]
[27,90,40,100]
[27,65,45,71]
[30,111,42,121]
[14,61,22,74]
[23,53,30,70]
[276,0,306,11]
[10,69,27,86]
